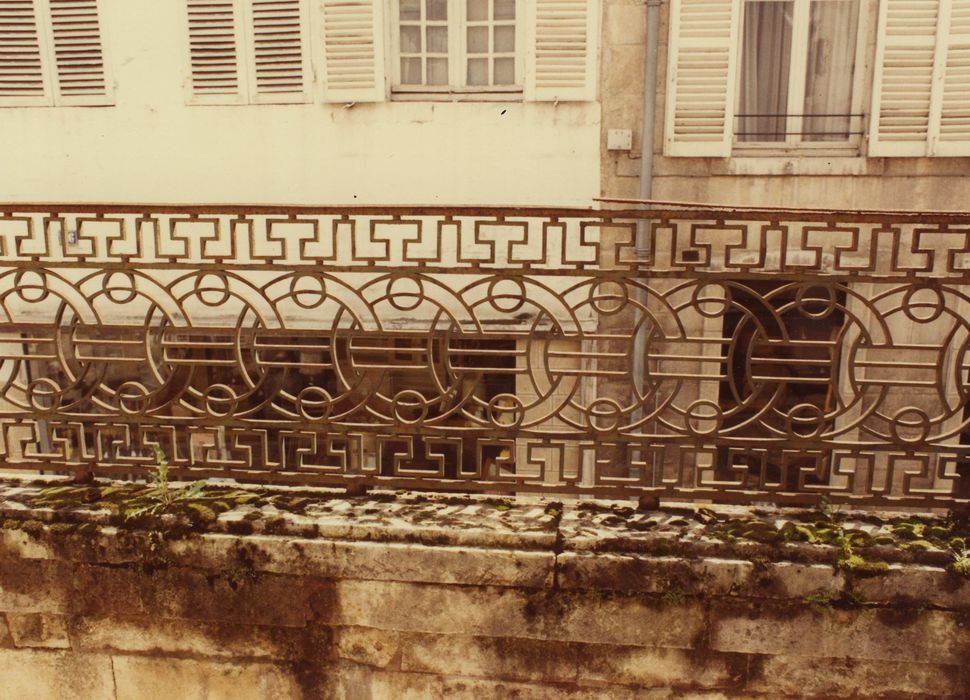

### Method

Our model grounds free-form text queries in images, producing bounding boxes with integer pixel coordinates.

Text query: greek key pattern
[0,205,967,507]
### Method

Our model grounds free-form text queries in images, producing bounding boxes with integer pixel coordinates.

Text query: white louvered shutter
[937,0,970,154]
[663,0,740,157]
[868,0,941,156]
[185,0,246,103]
[0,0,49,105]
[320,0,385,102]
[527,0,597,102]
[0,0,110,106]
[46,0,109,104]
[247,0,309,103]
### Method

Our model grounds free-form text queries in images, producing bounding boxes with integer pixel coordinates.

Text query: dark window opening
[716,280,846,491]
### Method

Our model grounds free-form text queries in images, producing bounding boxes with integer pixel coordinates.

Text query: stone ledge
[1,475,968,611]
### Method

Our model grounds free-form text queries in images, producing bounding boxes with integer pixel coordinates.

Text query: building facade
[602,0,970,209]
[0,0,967,504]
[0,0,600,205]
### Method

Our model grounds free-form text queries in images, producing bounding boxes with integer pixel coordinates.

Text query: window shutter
[248,0,309,103]
[937,0,970,154]
[0,0,49,105]
[663,0,740,157]
[527,0,597,102]
[185,0,246,104]
[46,0,109,104]
[868,0,941,156]
[320,0,385,102]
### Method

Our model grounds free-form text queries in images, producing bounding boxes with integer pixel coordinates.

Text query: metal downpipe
[631,0,662,484]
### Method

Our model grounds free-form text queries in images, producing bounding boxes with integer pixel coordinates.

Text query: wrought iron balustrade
[0,202,968,508]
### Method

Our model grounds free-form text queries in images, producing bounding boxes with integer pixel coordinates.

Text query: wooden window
[0,0,111,106]
[391,0,523,94]
[388,0,597,101]
[185,0,310,105]
[664,0,867,156]
[735,0,863,148]
[465,0,516,87]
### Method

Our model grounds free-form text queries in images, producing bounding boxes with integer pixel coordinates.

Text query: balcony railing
[0,202,968,508]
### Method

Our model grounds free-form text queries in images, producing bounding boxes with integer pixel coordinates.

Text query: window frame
[731,0,869,156]
[388,0,525,99]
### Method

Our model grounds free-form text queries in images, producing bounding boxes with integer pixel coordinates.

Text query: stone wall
[0,477,968,699]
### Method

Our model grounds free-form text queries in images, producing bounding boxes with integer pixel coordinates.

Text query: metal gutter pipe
[631,0,662,465]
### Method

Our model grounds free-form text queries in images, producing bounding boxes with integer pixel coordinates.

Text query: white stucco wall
[0,0,601,207]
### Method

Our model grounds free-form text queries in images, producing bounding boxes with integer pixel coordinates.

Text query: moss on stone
[951,555,970,579]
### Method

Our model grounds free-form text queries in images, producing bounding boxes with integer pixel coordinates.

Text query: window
[184,0,310,104]
[0,0,111,106]
[735,0,861,146]
[715,280,846,490]
[666,0,970,157]
[183,0,593,105]
[393,0,521,93]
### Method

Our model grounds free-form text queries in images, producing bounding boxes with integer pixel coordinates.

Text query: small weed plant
[125,446,206,520]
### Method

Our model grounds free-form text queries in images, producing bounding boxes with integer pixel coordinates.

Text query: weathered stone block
[71,615,323,661]
[0,558,71,614]
[168,534,555,588]
[557,552,752,596]
[69,563,313,628]
[761,562,845,600]
[333,667,652,700]
[0,528,54,560]
[6,613,69,649]
[607,3,646,46]
[850,565,970,608]
[745,654,970,698]
[711,600,970,664]
[0,649,114,700]
[577,645,746,689]
[0,615,11,648]
[326,580,706,648]
[332,625,403,669]
[112,655,301,700]
[400,631,579,683]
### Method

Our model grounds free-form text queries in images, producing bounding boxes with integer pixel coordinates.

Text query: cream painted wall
[0,0,601,206]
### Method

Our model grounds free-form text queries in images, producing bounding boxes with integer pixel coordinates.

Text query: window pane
[401,57,422,84]
[494,0,514,19]
[803,0,859,141]
[467,0,488,21]
[467,57,488,85]
[426,0,447,20]
[737,1,793,142]
[494,26,514,52]
[401,26,422,52]
[467,26,488,53]
[428,57,448,84]
[427,26,448,53]
[400,0,420,20]
[494,57,514,84]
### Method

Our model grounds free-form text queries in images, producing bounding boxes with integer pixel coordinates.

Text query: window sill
[390,87,524,102]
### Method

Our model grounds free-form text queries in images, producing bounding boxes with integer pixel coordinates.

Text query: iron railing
[0,202,968,508]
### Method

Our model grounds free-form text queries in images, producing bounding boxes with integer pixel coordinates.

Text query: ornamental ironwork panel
[0,203,967,508]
